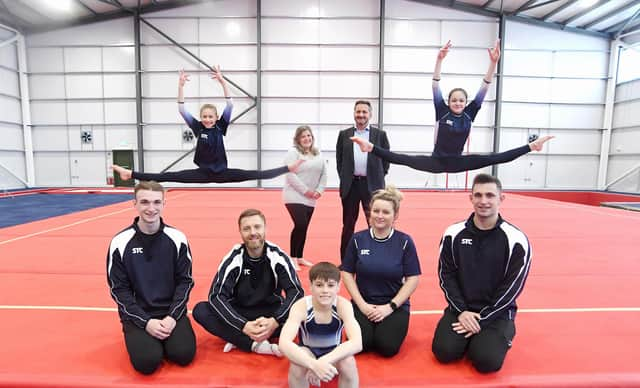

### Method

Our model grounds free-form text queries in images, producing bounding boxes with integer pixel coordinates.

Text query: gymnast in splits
[352,40,553,173]
[113,66,302,183]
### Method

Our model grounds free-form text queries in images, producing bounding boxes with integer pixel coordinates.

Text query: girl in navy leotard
[352,40,553,173]
[113,66,301,183]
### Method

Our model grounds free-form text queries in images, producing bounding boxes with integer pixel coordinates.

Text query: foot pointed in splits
[529,135,554,152]
[111,164,132,181]
[288,159,305,173]
[350,136,373,153]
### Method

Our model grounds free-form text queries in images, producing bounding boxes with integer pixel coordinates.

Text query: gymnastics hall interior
[1,185,639,388]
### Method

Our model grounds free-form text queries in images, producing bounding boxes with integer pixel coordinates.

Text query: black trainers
[528,133,539,143]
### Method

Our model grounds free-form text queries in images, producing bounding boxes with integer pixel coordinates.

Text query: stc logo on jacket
[132,247,144,254]
[461,238,473,246]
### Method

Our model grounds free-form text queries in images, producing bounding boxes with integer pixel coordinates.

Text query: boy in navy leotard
[279,262,362,388]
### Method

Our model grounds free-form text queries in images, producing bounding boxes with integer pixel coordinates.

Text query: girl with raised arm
[352,40,553,173]
[113,66,301,183]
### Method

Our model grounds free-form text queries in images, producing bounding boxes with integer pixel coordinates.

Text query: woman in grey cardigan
[282,125,327,269]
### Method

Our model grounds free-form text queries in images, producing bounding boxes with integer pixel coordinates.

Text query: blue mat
[0,193,132,228]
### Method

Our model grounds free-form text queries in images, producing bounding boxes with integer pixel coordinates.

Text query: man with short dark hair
[336,100,390,259]
[193,208,304,356]
[432,173,531,373]
[107,181,196,374]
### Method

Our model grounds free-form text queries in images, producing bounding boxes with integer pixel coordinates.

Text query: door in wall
[112,150,134,187]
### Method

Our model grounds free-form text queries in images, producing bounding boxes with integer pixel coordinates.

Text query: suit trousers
[340,177,372,259]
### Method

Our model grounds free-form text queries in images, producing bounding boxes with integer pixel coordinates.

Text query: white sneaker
[223,342,236,353]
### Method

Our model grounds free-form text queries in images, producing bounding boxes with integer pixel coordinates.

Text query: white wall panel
[143,100,182,124]
[199,19,256,44]
[262,73,319,97]
[217,124,257,150]
[384,100,433,125]
[141,18,199,45]
[549,105,603,129]
[320,47,379,71]
[143,72,180,98]
[0,123,24,149]
[0,97,23,124]
[143,125,193,150]
[34,153,71,185]
[498,155,548,188]
[105,126,137,149]
[612,100,640,128]
[102,47,135,71]
[147,0,256,18]
[67,101,104,124]
[552,52,608,78]
[500,127,552,154]
[261,126,298,150]
[502,50,552,77]
[65,74,103,98]
[27,18,133,46]
[199,46,257,71]
[0,68,19,97]
[0,151,26,187]
[262,46,378,71]
[27,47,64,73]
[104,101,136,124]
[384,47,435,72]
[319,100,378,125]
[386,0,491,20]
[0,44,18,68]
[262,100,320,123]
[545,156,599,188]
[141,46,201,71]
[607,155,640,189]
[32,127,69,151]
[30,102,66,125]
[320,20,379,45]
[262,19,319,43]
[198,72,257,96]
[505,20,609,51]
[383,125,433,152]
[502,78,551,103]
[104,74,136,98]
[262,0,379,17]
[610,128,640,154]
[551,79,606,104]
[441,21,497,47]
[29,75,66,99]
[262,46,320,70]
[319,74,377,97]
[68,152,107,186]
[384,74,431,99]
[385,20,439,46]
[385,47,489,74]
[500,102,550,128]
[64,47,102,72]
[614,79,640,102]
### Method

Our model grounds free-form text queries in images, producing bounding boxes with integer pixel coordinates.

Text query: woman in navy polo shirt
[340,186,421,357]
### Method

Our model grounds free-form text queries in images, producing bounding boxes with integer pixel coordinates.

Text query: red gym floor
[1,189,639,387]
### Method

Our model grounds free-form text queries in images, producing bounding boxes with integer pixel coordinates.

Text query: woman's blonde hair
[293,125,319,156]
[370,185,403,214]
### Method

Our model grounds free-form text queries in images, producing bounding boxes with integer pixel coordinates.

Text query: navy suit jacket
[336,126,390,199]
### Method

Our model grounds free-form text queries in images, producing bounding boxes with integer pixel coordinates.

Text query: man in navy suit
[336,100,390,259]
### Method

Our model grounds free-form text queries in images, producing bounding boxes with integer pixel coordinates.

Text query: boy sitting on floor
[279,262,362,387]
